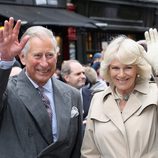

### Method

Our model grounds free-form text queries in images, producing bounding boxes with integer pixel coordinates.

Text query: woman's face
[109,59,137,95]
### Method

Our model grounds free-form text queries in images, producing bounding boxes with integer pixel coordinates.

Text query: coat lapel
[16,70,52,144]
[16,70,78,146]
[122,94,142,122]
[91,81,158,147]
[52,78,72,142]
[91,88,127,137]
[103,81,158,134]
[123,81,158,121]
[103,94,127,137]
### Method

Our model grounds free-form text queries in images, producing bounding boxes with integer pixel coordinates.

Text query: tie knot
[37,86,44,93]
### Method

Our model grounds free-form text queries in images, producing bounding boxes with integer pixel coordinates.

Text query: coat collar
[90,81,158,137]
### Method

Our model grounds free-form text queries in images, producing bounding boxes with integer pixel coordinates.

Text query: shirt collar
[25,71,52,93]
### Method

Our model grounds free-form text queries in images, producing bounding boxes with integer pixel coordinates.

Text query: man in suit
[0,17,82,158]
[60,59,86,90]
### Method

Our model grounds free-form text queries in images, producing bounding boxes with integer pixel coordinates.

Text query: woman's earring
[137,74,140,78]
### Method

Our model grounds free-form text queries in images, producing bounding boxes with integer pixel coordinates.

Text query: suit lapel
[52,78,72,142]
[16,70,52,144]
[16,71,74,145]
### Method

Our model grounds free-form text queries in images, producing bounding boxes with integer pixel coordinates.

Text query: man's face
[20,37,57,86]
[65,62,86,89]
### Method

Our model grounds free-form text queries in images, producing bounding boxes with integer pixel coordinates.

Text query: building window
[0,0,16,1]
[48,0,57,5]
[36,0,46,5]
[35,0,58,5]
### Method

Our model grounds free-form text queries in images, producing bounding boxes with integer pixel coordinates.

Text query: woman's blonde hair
[100,36,152,84]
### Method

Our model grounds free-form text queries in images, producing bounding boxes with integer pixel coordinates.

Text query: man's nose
[40,56,49,66]
[81,73,86,79]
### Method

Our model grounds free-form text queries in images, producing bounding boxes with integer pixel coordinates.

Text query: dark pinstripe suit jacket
[0,68,83,158]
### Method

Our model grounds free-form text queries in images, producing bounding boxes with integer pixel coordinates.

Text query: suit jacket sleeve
[0,68,11,113]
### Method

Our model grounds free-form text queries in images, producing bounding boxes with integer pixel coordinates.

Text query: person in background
[91,61,100,76]
[53,67,61,79]
[0,17,82,158]
[60,59,86,90]
[82,66,107,122]
[81,30,158,158]
[91,53,102,77]
[137,39,147,51]
[91,52,102,65]
[91,52,108,85]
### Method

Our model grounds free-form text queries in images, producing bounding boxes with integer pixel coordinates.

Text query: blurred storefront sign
[68,27,77,41]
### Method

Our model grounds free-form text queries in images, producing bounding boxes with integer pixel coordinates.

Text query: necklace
[115,88,131,101]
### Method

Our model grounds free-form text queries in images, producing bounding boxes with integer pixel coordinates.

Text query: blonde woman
[81,29,158,158]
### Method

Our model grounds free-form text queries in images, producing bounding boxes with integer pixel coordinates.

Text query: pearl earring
[137,74,140,78]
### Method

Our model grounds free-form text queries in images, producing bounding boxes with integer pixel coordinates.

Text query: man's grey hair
[60,60,80,79]
[20,26,59,55]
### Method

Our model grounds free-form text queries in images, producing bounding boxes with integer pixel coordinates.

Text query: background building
[72,0,158,62]
[0,0,99,66]
[0,0,158,64]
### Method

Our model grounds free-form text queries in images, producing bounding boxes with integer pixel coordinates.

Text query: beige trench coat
[81,81,158,158]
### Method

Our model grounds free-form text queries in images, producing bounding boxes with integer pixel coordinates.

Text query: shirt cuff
[0,58,16,69]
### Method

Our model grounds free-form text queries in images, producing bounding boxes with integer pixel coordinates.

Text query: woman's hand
[144,28,158,74]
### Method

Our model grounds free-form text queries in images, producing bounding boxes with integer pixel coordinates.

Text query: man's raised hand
[0,17,29,60]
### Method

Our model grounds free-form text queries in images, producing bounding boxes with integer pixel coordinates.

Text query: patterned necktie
[37,87,52,120]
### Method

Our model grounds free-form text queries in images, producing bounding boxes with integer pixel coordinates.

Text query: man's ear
[64,75,70,83]
[18,53,26,66]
